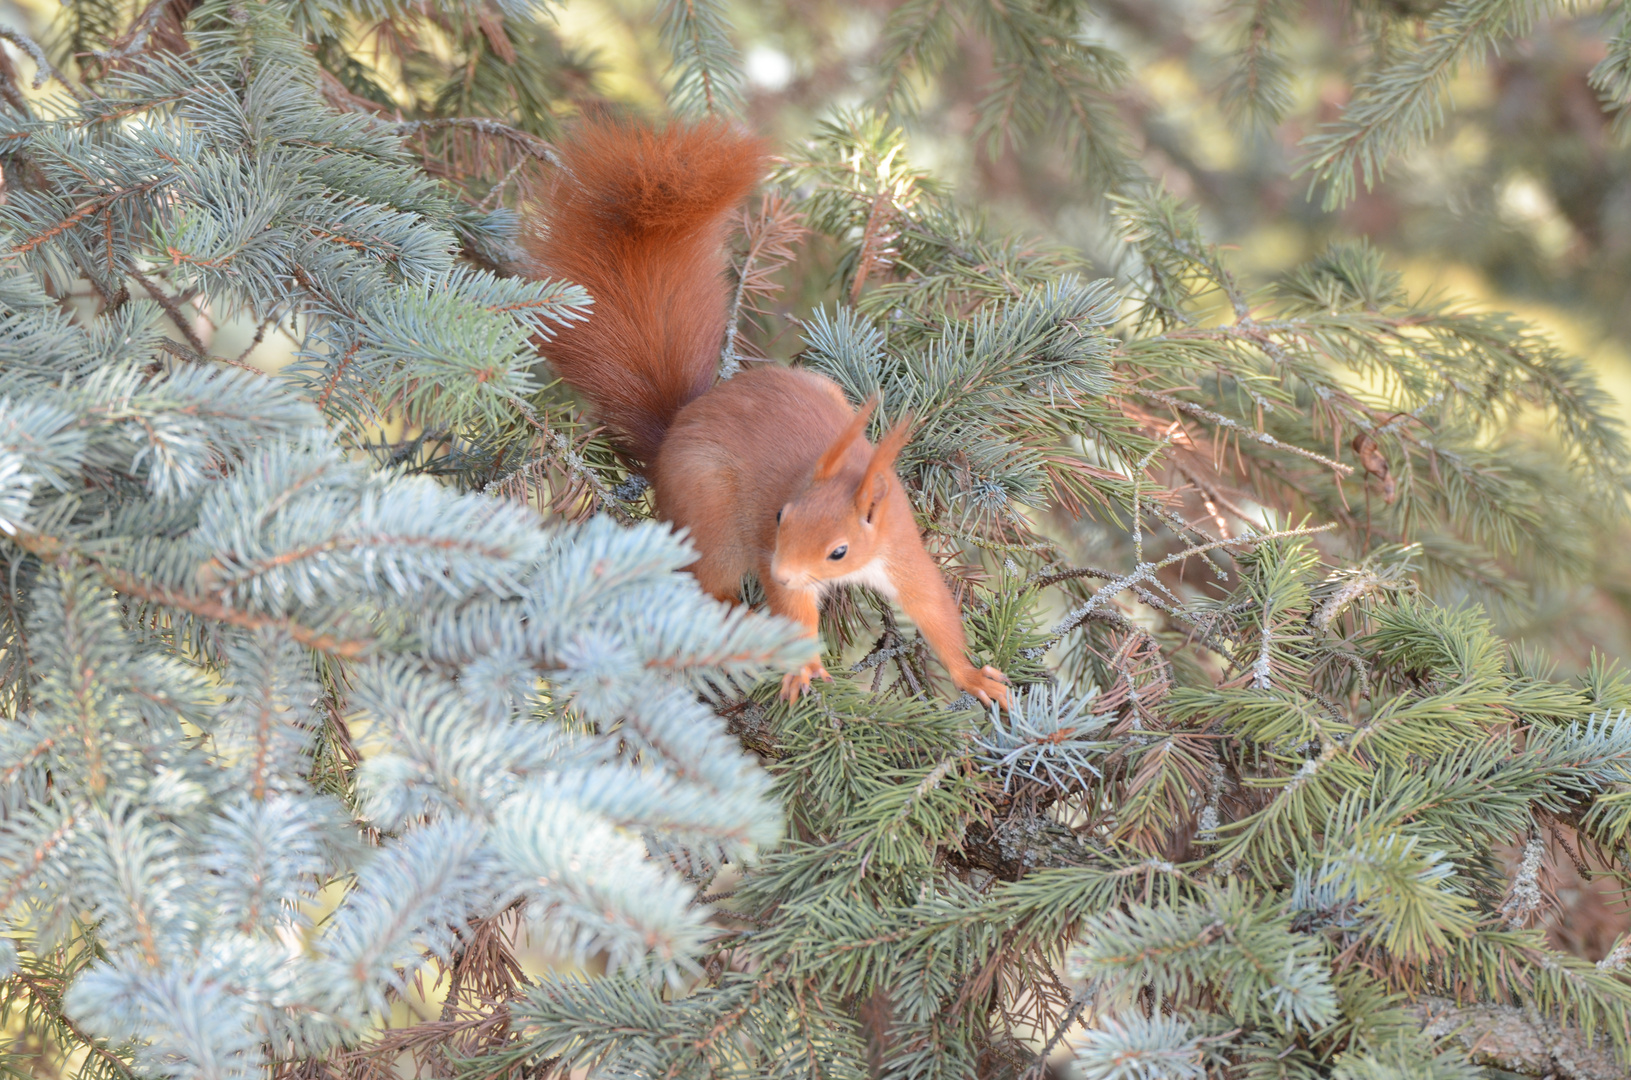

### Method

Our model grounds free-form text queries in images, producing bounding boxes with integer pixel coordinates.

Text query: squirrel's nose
[769,561,792,587]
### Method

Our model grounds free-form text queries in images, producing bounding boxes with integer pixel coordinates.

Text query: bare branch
[1406,996,1626,1080]
[392,117,559,165]
[0,26,79,96]
[1142,389,1354,476]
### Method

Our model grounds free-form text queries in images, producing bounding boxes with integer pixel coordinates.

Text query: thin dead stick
[1144,389,1354,475]
[1041,522,1338,649]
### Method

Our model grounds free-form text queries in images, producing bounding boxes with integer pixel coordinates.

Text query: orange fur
[815,397,876,480]
[528,117,1010,709]
[525,116,768,462]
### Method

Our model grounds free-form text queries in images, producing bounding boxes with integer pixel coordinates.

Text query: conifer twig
[1024,989,1089,1080]
[6,528,374,659]
[1042,522,1337,648]
[0,26,78,96]
[393,118,560,165]
[1142,390,1354,476]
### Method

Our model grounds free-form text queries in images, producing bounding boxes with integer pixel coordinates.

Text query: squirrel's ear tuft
[814,395,878,480]
[854,414,913,521]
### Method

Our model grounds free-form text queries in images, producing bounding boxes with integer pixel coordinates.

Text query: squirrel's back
[525,116,768,463]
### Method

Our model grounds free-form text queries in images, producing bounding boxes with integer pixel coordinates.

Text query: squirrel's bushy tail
[526,116,768,463]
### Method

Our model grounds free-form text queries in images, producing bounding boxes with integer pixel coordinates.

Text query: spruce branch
[657,0,744,118]
[1142,390,1355,476]
[1298,0,1548,208]
[721,193,804,377]
[5,4,1630,1077]
[9,968,136,1079]
[1222,0,1294,126]
[87,0,186,67]
[131,270,209,358]
[4,526,376,658]
[393,118,559,165]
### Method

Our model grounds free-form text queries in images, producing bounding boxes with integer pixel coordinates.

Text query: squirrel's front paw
[780,659,832,703]
[956,665,1011,710]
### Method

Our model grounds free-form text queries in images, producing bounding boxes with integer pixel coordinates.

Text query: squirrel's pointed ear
[814,395,878,481]
[854,414,913,523]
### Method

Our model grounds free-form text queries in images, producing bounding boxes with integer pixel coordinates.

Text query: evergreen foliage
[0,1,1627,1079]
[0,5,806,1076]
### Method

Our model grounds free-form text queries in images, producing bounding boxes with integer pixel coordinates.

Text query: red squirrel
[525,116,1010,710]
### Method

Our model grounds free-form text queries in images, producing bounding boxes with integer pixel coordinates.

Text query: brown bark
[1406,996,1626,1080]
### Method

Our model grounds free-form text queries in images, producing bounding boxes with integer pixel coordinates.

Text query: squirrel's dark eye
[828,545,848,561]
[776,508,784,525]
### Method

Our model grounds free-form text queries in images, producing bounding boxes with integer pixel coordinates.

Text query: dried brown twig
[721,193,806,376]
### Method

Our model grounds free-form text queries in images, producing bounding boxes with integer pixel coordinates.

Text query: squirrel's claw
[959,665,1012,711]
[780,659,832,703]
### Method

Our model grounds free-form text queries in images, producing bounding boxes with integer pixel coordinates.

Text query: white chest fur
[819,558,898,600]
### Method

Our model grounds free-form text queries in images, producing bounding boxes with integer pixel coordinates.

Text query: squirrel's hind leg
[686,554,751,606]
[653,445,753,605]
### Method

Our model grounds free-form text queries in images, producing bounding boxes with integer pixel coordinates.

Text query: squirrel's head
[769,398,912,591]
